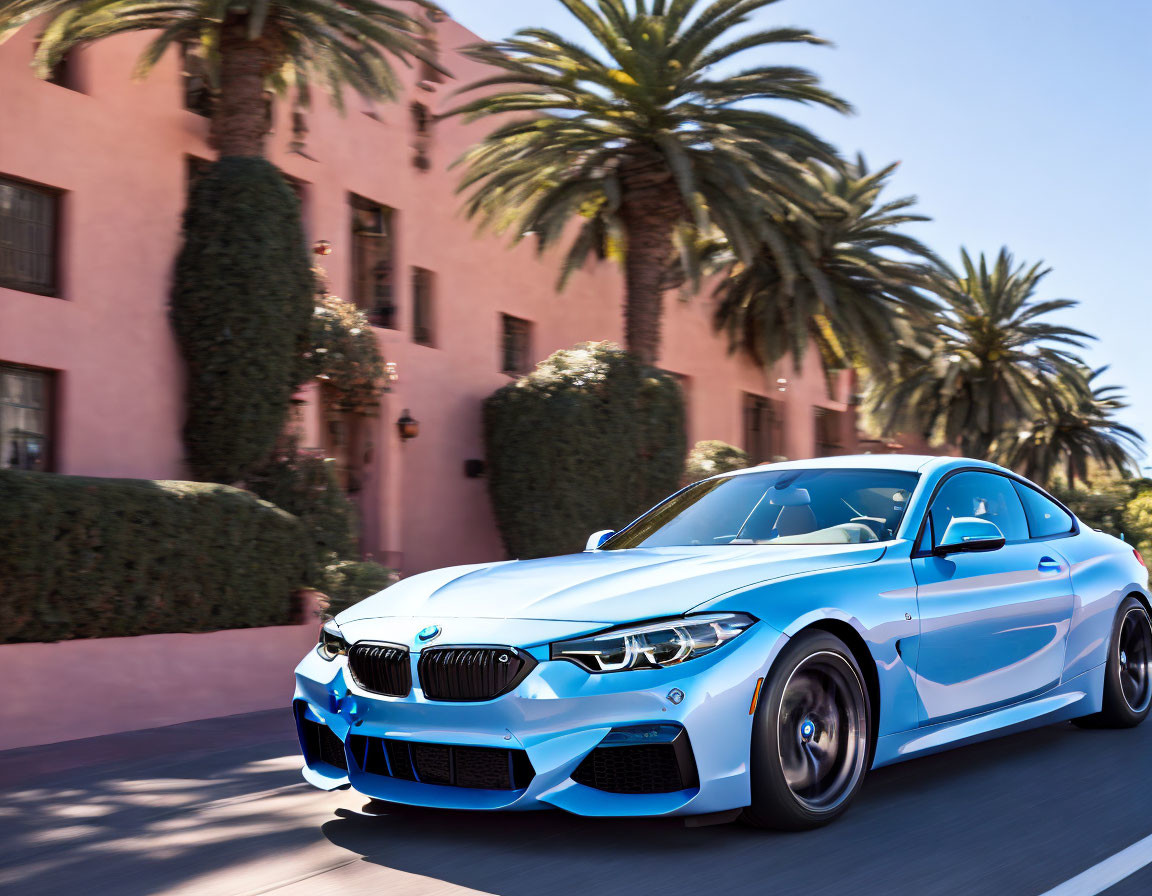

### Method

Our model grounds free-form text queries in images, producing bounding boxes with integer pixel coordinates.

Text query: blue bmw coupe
[293,455,1151,829]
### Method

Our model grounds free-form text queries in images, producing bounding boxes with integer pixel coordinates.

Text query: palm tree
[866,248,1094,458]
[998,367,1143,489]
[712,156,941,374]
[450,0,850,364]
[0,0,442,157]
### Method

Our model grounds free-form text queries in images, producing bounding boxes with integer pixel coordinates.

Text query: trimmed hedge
[171,157,314,483]
[0,469,315,643]
[322,559,397,617]
[685,439,749,482]
[246,437,359,562]
[484,342,686,559]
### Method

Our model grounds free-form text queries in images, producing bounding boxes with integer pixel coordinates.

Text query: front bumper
[292,622,784,817]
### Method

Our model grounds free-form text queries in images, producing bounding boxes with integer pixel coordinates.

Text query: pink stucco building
[0,11,880,575]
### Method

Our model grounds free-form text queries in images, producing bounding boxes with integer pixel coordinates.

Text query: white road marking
[1039,832,1152,896]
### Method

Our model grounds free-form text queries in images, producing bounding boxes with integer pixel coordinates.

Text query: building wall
[0,14,860,576]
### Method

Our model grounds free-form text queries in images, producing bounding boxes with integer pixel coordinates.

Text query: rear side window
[1012,482,1075,538]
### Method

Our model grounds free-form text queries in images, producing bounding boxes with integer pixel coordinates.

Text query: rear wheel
[743,631,872,830]
[1074,596,1152,729]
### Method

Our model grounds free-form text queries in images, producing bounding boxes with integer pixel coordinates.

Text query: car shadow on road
[321,720,1150,896]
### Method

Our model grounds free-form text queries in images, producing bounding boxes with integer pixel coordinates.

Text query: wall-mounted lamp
[313,239,332,256]
[396,409,420,441]
[776,377,788,393]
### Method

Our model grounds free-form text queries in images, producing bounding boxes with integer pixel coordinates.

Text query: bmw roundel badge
[417,624,441,642]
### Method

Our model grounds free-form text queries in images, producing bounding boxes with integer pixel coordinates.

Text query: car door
[911,471,1075,725]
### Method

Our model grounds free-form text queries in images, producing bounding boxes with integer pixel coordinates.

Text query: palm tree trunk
[618,152,682,366]
[211,15,271,157]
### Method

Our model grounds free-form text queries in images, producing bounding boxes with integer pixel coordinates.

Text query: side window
[928,472,1029,548]
[1012,482,1075,538]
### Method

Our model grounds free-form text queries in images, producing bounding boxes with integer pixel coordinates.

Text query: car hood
[338,543,886,631]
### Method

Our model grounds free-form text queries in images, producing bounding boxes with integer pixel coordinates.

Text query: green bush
[685,440,749,482]
[0,469,315,643]
[1053,475,1152,564]
[321,559,397,617]
[305,273,388,414]
[171,157,314,483]
[245,437,397,615]
[245,436,358,562]
[484,342,686,559]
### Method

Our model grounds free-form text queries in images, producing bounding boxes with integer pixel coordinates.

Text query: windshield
[602,469,919,549]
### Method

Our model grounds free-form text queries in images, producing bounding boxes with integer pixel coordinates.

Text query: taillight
[1135,549,1146,568]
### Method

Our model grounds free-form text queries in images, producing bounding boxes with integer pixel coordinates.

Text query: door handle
[1038,556,1062,574]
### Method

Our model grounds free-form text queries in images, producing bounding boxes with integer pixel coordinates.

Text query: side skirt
[872,662,1105,768]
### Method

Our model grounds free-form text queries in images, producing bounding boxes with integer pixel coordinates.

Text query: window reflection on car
[602,469,919,549]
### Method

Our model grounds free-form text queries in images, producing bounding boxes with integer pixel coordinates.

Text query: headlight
[550,613,756,673]
[317,619,348,660]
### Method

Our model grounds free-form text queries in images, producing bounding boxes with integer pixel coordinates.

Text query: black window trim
[911,466,1080,558]
[0,173,63,298]
[0,360,58,472]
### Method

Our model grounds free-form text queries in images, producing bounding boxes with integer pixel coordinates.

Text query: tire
[1074,596,1152,729]
[743,630,872,831]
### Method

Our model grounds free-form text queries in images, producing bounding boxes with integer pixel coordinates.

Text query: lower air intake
[347,735,535,791]
[297,708,348,771]
[572,725,698,794]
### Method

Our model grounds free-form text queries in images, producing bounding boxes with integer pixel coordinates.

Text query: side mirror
[933,517,1006,556]
[585,530,615,551]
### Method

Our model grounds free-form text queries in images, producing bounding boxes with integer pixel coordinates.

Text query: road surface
[1,709,1149,895]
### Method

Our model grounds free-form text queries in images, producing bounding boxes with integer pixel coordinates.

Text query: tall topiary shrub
[171,158,314,483]
[484,342,686,559]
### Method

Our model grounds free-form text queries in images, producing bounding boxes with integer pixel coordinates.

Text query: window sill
[0,283,60,299]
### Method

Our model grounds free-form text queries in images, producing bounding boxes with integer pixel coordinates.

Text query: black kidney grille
[347,642,411,697]
[418,646,535,701]
[347,735,536,791]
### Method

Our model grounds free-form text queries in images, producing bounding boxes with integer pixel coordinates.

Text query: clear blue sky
[443,0,1152,462]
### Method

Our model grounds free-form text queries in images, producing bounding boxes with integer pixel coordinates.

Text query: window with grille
[416,35,444,89]
[412,268,435,346]
[814,407,847,457]
[743,393,784,463]
[350,195,396,328]
[0,177,59,296]
[501,315,533,375]
[46,50,81,91]
[411,102,432,137]
[0,364,53,471]
[182,42,214,116]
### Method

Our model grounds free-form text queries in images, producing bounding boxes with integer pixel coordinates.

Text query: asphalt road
[1,709,1150,896]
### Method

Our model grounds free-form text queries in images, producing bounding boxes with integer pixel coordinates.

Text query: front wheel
[1075,596,1152,729]
[743,630,872,830]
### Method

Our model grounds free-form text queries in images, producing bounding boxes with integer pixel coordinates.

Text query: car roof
[721,454,1008,477]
